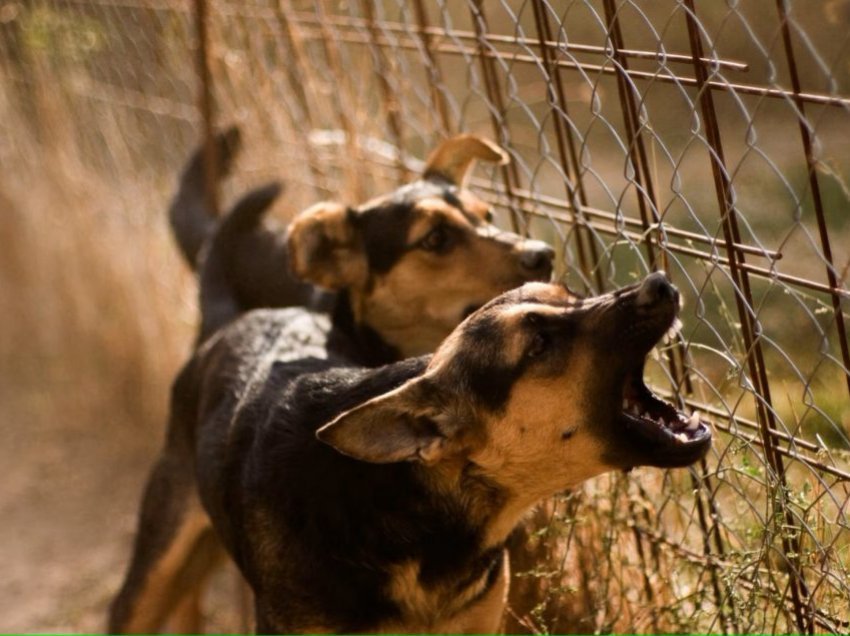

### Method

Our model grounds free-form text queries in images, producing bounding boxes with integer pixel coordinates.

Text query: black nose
[518,240,555,273]
[636,271,678,307]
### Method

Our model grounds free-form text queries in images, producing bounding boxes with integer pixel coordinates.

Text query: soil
[0,380,245,632]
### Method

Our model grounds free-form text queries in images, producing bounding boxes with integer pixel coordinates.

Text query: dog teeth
[657,416,666,428]
[631,404,640,416]
[686,410,700,431]
[674,432,689,443]
[623,399,629,410]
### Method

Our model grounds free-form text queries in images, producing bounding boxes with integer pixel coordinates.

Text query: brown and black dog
[168,127,554,351]
[114,271,710,633]
[109,132,555,632]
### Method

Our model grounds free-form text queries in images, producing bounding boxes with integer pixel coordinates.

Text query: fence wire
[1,0,849,633]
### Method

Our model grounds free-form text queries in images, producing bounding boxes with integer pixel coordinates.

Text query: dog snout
[635,271,678,308]
[517,240,555,277]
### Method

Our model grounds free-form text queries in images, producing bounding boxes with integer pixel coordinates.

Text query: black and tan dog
[109,133,555,632]
[168,127,554,351]
[112,270,710,633]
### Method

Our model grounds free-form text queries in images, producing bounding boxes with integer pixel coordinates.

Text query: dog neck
[328,291,402,366]
[430,460,535,547]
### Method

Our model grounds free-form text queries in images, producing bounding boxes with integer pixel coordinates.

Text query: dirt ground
[0,384,159,631]
[0,179,244,632]
[0,386,248,632]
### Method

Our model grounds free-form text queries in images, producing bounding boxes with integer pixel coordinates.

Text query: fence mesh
[2,0,849,633]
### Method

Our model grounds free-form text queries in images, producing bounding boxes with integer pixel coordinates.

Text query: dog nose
[518,241,555,273]
[636,271,679,307]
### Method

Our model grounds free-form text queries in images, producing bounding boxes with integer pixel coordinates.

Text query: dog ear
[286,201,368,290]
[423,134,509,186]
[316,378,458,464]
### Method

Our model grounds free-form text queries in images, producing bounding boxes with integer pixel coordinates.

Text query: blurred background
[0,0,848,632]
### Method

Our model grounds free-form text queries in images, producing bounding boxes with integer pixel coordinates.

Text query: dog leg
[234,569,254,633]
[108,447,221,633]
[167,587,202,634]
[164,531,227,634]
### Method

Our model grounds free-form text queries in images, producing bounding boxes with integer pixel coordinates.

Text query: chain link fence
[2,0,848,632]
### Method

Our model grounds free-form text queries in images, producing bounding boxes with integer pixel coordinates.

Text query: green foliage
[20,6,105,64]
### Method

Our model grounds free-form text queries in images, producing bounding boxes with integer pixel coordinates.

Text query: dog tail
[169,126,242,269]
[195,180,333,342]
[197,181,284,341]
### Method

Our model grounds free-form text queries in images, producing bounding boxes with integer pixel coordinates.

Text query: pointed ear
[423,134,509,186]
[316,378,456,464]
[285,201,368,291]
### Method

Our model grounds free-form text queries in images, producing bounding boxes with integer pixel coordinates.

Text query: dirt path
[0,380,155,630]
[0,180,243,632]
[0,381,246,632]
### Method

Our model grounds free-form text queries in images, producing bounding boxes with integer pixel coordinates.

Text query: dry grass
[0,79,201,629]
[0,53,270,631]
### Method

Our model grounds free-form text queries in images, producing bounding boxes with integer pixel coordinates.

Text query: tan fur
[286,201,368,290]
[403,197,471,241]
[381,553,509,634]
[120,504,222,633]
[167,590,202,634]
[424,134,509,185]
[472,369,610,550]
[515,281,576,304]
[284,135,549,358]
[355,205,534,357]
[457,189,494,220]
[476,371,608,489]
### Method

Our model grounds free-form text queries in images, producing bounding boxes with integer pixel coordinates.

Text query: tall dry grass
[0,65,201,629]
[0,128,192,437]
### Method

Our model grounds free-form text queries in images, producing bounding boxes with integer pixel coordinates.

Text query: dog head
[286,135,554,357]
[317,272,711,513]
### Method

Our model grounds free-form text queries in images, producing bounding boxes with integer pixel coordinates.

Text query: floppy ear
[316,378,456,464]
[423,134,509,185]
[285,201,368,290]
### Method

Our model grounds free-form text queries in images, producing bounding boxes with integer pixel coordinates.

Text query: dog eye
[420,226,451,253]
[527,332,548,358]
[484,209,494,223]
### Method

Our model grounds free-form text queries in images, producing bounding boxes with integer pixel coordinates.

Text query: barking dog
[109,133,555,632]
[113,272,710,633]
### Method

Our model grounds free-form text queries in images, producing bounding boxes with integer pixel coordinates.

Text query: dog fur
[114,272,711,633]
[108,132,556,632]
[171,128,554,349]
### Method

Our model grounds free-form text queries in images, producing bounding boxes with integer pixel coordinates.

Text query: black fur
[183,311,505,632]
[354,179,474,275]
[355,201,417,274]
[326,291,401,366]
[110,131,560,633]
[454,313,521,413]
[169,127,241,267]
[170,128,334,341]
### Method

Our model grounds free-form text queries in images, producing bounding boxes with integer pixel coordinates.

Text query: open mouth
[619,360,712,467]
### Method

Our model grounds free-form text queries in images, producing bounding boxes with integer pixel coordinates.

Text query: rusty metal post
[194,0,218,217]
[774,0,850,400]
[360,0,410,184]
[600,0,662,270]
[468,0,524,234]
[411,0,453,137]
[530,0,603,293]
[682,2,813,632]
[273,0,328,199]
